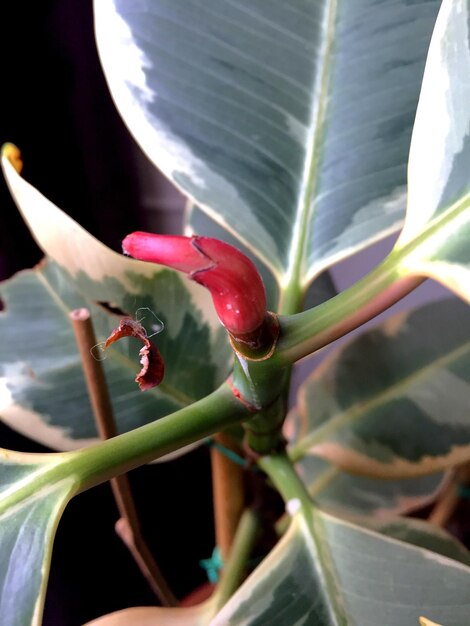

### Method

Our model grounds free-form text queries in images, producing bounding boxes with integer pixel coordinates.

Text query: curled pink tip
[122,233,210,273]
[123,232,267,337]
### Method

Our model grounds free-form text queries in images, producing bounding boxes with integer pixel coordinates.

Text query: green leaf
[368,517,470,568]
[1,151,230,451]
[394,0,470,301]
[94,0,440,289]
[289,298,470,477]
[296,455,445,519]
[0,450,76,626]
[213,507,470,626]
[0,387,252,626]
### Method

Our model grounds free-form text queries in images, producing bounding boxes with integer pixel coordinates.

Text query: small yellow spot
[419,617,443,626]
[2,143,23,174]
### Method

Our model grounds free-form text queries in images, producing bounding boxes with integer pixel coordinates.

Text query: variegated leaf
[0,148,231,451]
[394,0,470,302]
[0,449,77,626]
[213,506,470,626]
[289,298,470,477]
[368,517,470,567]
[94,0,440,291]
[298,455,445,519]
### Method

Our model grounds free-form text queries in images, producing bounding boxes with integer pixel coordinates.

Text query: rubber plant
[2,0,470,624]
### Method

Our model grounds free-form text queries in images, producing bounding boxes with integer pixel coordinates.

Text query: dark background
[0,2,215,624]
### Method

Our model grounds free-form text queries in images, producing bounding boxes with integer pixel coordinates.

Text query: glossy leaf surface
[94,0,440,288]
[0,450,75,626]
[289,298,470,477]
[214,507,470,626]
[396,0,470,302]
[0,152,230,451]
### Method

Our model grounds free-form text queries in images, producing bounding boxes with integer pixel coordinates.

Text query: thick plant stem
[242,394,288,455]
[278,281,305,317]
[0,385,252,520]
[231,348,291,456]
[211,432,246,560]
[214,508,260,611]
[66,384,251,493]
[70,308,177,606]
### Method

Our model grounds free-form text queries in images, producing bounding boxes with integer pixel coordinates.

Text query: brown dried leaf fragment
[105,318,164,390]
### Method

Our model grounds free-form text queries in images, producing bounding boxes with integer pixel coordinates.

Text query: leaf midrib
[302,512,347,625]
[190,2,340,296]
[283,0,338,294]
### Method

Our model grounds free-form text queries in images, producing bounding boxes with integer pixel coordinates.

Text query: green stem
[258,454,347,623]
[214,508,260,610]
[0,385,252,511]
[277,249,423,364]
[68,384,250,492]
[276,163,470,364]
[243,394,288,455]
[258,453,312,513]
[278,280,305,316]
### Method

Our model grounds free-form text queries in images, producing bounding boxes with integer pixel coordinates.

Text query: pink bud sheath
[122,233,267,339]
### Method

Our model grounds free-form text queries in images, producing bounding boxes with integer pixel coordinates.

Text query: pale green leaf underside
[214,508,470,626]
[298,456,444,519]
[0,153,230,451]
[0,452,75,626]
[94,0,440,288]
[368,517,470,568]
[290,298,470,477]
[396,0,470,302]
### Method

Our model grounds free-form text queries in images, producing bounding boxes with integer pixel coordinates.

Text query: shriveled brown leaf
[105,318,164,390]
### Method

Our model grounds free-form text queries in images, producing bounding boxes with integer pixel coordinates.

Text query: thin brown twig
[428,479,459,528]
[428,464,470,528]
[210,432,245,560]
[70,308,177,606]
